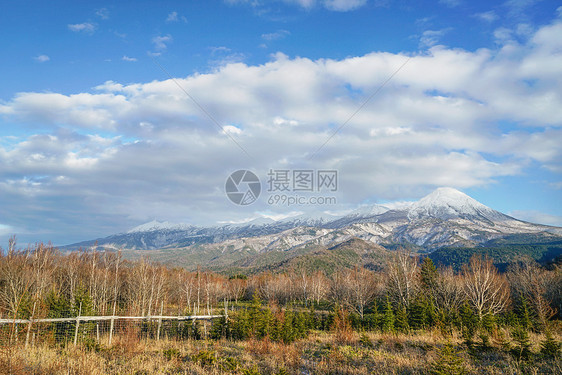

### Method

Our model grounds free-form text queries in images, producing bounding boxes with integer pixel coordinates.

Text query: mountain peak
[418,187,476,206]
[408,187,501,221]
[127,220,193,233]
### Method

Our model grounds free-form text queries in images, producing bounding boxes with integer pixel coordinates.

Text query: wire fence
[0,313,224,348]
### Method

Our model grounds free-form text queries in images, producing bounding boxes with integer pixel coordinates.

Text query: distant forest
[2,237,561,329]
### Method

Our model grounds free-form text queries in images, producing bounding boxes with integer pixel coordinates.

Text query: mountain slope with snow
[64,188,562,255]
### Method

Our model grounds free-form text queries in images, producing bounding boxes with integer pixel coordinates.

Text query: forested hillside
[1,238,561,373]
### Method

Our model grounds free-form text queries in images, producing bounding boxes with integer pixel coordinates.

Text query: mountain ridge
[63,187,562,257]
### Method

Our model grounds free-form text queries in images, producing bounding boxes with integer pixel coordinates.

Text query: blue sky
[1,0,561,245]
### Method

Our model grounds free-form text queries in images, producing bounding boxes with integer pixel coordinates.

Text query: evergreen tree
[209,315,228,340]
[45,289,71,318]
[257,306,273,338]
[540,330,561,359]
[72,286,95,316]
[481,313,496,333]
[281,311,296,343]
[232,308,251,340]
[430,342,467,375]
[516,295,532,331]
[382,296,395,333]
[459,301,477,348]
[395,304,409,333]
[421,257,439,291]
[409,294,430,330]
[511,327,532,361]
[248,294,262,337]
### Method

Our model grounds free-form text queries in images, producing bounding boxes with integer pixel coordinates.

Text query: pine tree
[395,304,409,333]
[459,301,477,348]
[45,289,71,318]
[430,343,467,375]
[282,311,297,343]
[511,327,532,361]
[481,313,495,333]
[409,294,428,330]
[421,257,439,290]
[72,286,95,316]
[248,294,262,337]
[515,295,532,331]
[382,296,395,333]
[257,306,273,338]
[540,330,561,359]
[232,308,251,340]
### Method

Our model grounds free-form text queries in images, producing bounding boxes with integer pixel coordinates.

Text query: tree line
[1,237,561,342]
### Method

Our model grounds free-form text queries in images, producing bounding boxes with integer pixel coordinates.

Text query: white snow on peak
[127,220,193,233]
[408,187,500,220]
[227,217,276,227]
[349,204,390,217]
[280,211,342,225]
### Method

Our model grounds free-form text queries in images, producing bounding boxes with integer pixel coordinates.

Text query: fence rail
[0,314,223,324]
[1,314,225,348]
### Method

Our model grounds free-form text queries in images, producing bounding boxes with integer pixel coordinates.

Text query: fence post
[25,301,37,348]
[74,302,82,346]
[157,301,163,341]
[109,301,116,346]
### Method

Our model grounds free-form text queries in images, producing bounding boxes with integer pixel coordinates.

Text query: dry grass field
[1,329,560,375]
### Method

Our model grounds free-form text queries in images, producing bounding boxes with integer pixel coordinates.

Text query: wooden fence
[0,313,225,347]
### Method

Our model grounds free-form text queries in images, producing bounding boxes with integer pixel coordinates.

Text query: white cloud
[68,22,96,33]
[262,29,290,41]
[166,11,179,22]
[208,46,246,66]
[504,0,540,18]
[439,0,462,7]
[34,54,50,62]
[122,56,137,62]
[474,11,498,23]
[285,0,316,8]
[323,0,367,11]
[419,29,449,48]
[226,0,369,11]
[2,18,562,242]
[166,11,186,22]
[95,8,109,19]
[152,35,172,51]
[223,125,243,135]
[509,210,562,226]
[0,224,13,236]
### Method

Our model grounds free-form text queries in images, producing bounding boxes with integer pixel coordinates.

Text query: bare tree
[345,267,380,319]
[30,243,57,301]
[311,270,328,305]
[462,255,509,321]
[387,250,419,309]
[0,238,33,318]
[226,277,247,304]
[433,266,464,315]
[292,264,311,306]
[507,260,556,328]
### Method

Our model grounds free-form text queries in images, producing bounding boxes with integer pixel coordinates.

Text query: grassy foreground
[1,330,560,375]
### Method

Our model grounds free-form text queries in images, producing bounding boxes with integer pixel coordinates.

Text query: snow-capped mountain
[64,187,562,253]
[406,187,509,222]
[127,220,196,233]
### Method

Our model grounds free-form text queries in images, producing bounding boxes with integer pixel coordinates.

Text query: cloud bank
[1,19,562,243]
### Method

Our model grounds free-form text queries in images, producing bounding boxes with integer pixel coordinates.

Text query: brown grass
[0,329,560,375]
